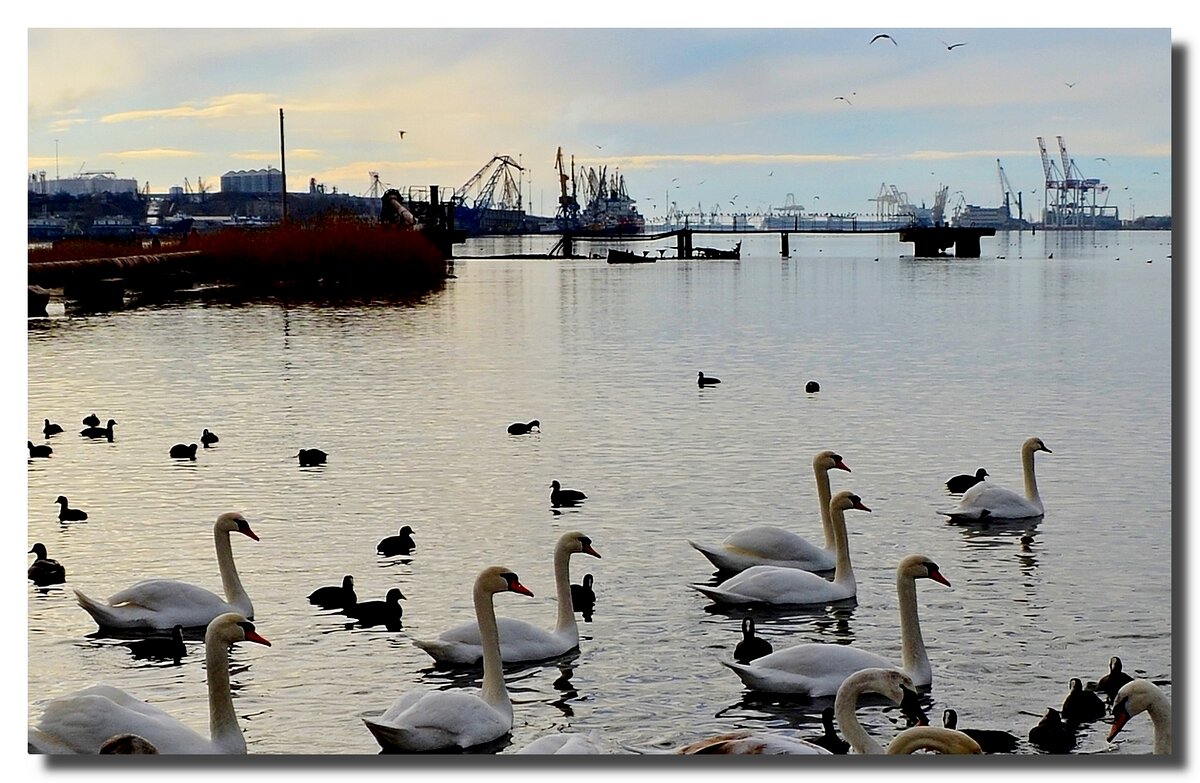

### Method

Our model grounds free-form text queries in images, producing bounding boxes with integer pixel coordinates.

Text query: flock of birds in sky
[26,379,1170,755]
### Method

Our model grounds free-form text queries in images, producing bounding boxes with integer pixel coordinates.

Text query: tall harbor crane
[997,158,1022,221]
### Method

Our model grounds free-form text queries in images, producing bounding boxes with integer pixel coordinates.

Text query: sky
[24,25,1174,221]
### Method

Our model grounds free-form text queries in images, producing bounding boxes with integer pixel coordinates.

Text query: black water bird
[55,496,88,522]
[942,708,1019,754]
[807,707,850,754]
[345,588,405,628]
[1062,677,1106,723]
[1028,707,1076,753]
[43,419,63,437]
[28,543,66,586]
[571,573,595,614]
[900,686,930,727]
[697,371,721,387]
[82,414,101,428]
[870,33,897,46]
[169,443,198,460]
[508,419,541,435]
[127,625,186,664]
[201,429,219,447]
[805,380,820,393]
[297,448,327,466]
[1097,656,1135,702]
[733,616,772,663]
[28,441,53,458]
[945,467,988,494]
[81,419,117,441]
[309,575,356,610]
[378,525,416,556]
[550,480,587,507]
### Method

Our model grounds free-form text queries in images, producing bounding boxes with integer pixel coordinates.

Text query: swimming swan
[834,668,980,755]
[690,491,870,605]
[74,512,258,630]
[413,531,600,665]
[723,554,951,695]
[689,450,852,573]
[942,437,1051,519]
[363,566,533,751]
[29,613,269,754]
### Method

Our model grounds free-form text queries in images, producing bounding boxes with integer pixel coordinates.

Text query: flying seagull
[595,144,604,149]
[942,40,967,50]
[1095,157,1109,163]
[397,130,406,138]
[870,34,897,46]
[835,96,853,105]
[730,195,739,203]
[1065,82,1077,88]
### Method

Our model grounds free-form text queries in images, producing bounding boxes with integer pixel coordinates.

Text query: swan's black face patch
[237,621,257,634]
[578,536,592,548]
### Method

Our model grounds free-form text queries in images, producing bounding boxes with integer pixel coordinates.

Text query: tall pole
[279,108,288,223]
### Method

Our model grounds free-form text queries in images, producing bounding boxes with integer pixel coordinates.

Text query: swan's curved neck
[834,678,885,754]
[829,504,855,586]
[896,573,930,684]
[553,546,578,637]
[815,464,835,550]
[475,583,511,719]
[205,637,244,753]
[1146,693,1173,755]
[215,528,251,617]
[1021,444,1041,505]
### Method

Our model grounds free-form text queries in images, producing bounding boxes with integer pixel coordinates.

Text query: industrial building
[220,167,284,194]
[28,171,138,197]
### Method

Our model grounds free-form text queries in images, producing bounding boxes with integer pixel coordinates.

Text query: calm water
[26,230,1172,755]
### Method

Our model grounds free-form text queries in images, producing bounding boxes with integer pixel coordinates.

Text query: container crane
[453,155,524,212]
[554,146,579,226]
[997,158,1022,221]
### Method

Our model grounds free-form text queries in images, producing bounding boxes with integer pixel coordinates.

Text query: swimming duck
[377,526,416,556]
[43,419,64,437]
[55,496,88,522]
[80,419,117,441]
[308,575,356,610]
[169,443,198,460]
[507,419,540,435]
[201,429,219,447]
[733,616,773,663]
[28,543,66,586]
[28,441,53,458]
[945,467,988,494]
[698,371,721,387]
[296,448,327,467]
[550,480,587,507]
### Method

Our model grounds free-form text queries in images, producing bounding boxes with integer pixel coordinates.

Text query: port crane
[554,146,580,226]
[996,159,1022,221]
[453,155,524,212]
[1037,135,1112,228]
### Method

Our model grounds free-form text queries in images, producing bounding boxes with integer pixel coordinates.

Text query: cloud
[232,148,323,162]
[47,118,89,133]
[100,93,280,124]
[104,148,199,160]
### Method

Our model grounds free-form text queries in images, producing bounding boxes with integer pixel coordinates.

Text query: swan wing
[516,731,604,754]
[693,566,848,605]
[690,528,835,573]
[414,616,575,664]
[724,644,894,696]
[943,483,1042,519]
[366,688,510,751]
[78,582,240,629]
[35,686,213,754]
[676,730,833,755]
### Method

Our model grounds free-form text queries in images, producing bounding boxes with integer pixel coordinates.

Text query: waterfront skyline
[25,25,1174,220]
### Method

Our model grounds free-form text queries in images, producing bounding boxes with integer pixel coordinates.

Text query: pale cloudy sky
[23,18,1176,220]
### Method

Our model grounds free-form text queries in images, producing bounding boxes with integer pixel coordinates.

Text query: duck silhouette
[28,543,66,586]
[1061,677,1106,723]
[309,575,356,610]
[507,419,541,435]
[81,419,117,441]
[377,526,416,557]
[43,419,63,437]
[127,625,187,664]
[28,441,53,459]
[1097,656,1134,702]
[201,429,219,448]
[945,468,988,494]
[733,616,773,663]
[345,588,405,628]
[169,443,198,460]
[55,496,88,522]
[698,371,721,387]
[297,448,327,467]
[1028,707,1075,753]
[550,480,587,507]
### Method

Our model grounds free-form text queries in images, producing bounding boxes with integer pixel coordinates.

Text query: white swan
[689,450,851,573]
[363,566,533,752]
[413,531,600,665]
[1108,679,1171,754]
[74,512,259,630]
[723,554,951,695]
[690,491,871,605]
[515,730,604,754]
[941,437,1052,519]
[28,613,269,754]
[665,731,833,755]
[833,668,980,755]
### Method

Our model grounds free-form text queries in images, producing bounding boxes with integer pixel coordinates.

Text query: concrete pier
[898,226,996,258]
